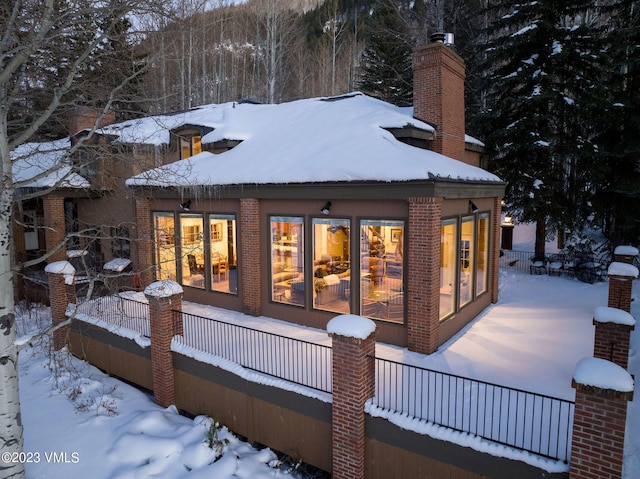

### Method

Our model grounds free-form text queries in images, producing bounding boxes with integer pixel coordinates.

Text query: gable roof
[121,93,502,188]
[12,139,90,189]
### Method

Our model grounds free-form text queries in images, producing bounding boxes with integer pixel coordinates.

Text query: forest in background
[136,0,484,115]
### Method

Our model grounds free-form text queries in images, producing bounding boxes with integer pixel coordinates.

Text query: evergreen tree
[358,0,414,106]
[477,0,608,256]
[591,0,640,245]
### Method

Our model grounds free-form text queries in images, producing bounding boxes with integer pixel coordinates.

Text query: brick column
[328,314,376,479]
[43,196,67,263]
[240,198,261,316]
[406,197,442,354]
[593,306,635,369]
[145,281,183,408]
[607,262,638,313]
[613,245,638,265]
[45,261,76,349]
[491,196,502,304]
[134,196,154,288]
[570,357,634,479]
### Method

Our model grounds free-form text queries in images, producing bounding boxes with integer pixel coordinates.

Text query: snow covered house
[15,39,505,353]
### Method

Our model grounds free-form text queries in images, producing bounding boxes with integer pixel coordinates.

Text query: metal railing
[371,356,574,462]
[73,295,150,337]
[177,311,333,393]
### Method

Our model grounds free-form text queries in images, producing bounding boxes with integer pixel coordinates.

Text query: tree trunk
[535,214,546,258]
[0,179,24,479]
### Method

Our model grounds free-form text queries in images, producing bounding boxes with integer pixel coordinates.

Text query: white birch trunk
[0,123,24,479]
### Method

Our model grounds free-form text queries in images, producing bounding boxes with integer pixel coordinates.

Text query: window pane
[312,218,351,314]
[153,212,176,281]
[440,218,457,320]
[180,213,205,289]
[360,219,405,323]
[193,136,202,155]
[459,216,475,308]
[271,216,304,306]
[476,213,490,296]
[209,214,237,294]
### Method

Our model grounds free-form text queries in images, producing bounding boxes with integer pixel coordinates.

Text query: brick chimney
[413,34,466,162]
[67,106,116,137]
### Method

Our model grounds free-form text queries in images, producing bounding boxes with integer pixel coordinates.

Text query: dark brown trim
[366,416,568,479]
[129,180,505,202]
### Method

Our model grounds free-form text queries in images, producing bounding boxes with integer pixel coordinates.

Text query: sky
[16,225,639,478]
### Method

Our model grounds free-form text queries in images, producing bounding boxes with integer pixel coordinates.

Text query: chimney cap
[430,32,446,43]
[430,32,455,46]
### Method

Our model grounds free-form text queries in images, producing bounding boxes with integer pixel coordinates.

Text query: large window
[270,216,304,306]
[359,219,405,323]
[459,216,475,308]
[153,212,177,281]
[180,213,205,289]
[209,214,237,294]
[440,218,457,320]
[476,213,490,296]
[312,218,351,314]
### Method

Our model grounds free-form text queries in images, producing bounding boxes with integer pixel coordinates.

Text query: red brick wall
[607,276,633,313]
[570,385,631,479]
[413,43,466,162]
[134,197,153,287]
[593,321,633,369]
[240,198,261,316]
[331,332,375,479]
[47,271,70,349]
[68,106,116,137]
[147,292,182,407]
[406,197,442,354]
[43,196,67,263]
[491,197,502,304]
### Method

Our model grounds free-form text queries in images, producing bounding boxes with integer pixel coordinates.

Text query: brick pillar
[45,261,76,349]
[406,197,442,354]
[240,198,261,316]
[607,262,638,313]
[613,245,638,265]
[328,315,376,479]
[43,196,67,263]
[134,196,154,288]
[570,357,634,479]
[593,306,635,369]
[145,281,183,408]
[491,196,502,304]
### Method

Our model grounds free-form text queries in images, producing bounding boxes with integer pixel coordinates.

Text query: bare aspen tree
[0,2,160,477]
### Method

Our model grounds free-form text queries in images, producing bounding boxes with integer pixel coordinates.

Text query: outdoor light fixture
[469,200,478,213]
[320,201,332,215]
[180,199,191,212]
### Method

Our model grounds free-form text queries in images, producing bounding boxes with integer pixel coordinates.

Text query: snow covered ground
[17,255,639,478]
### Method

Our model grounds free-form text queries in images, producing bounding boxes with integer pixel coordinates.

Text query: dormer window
[180,135,202,160]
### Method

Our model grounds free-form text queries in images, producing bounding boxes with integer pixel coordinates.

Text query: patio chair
[529,256,547,275]
[547,254,566,276]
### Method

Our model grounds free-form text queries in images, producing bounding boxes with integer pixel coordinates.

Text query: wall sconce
[469,200,478,213]
[180,199,191,212]
[320,201,332,215]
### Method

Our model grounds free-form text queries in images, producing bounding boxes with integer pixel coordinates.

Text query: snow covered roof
[123,93,502,188]
[12,139,90,189]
